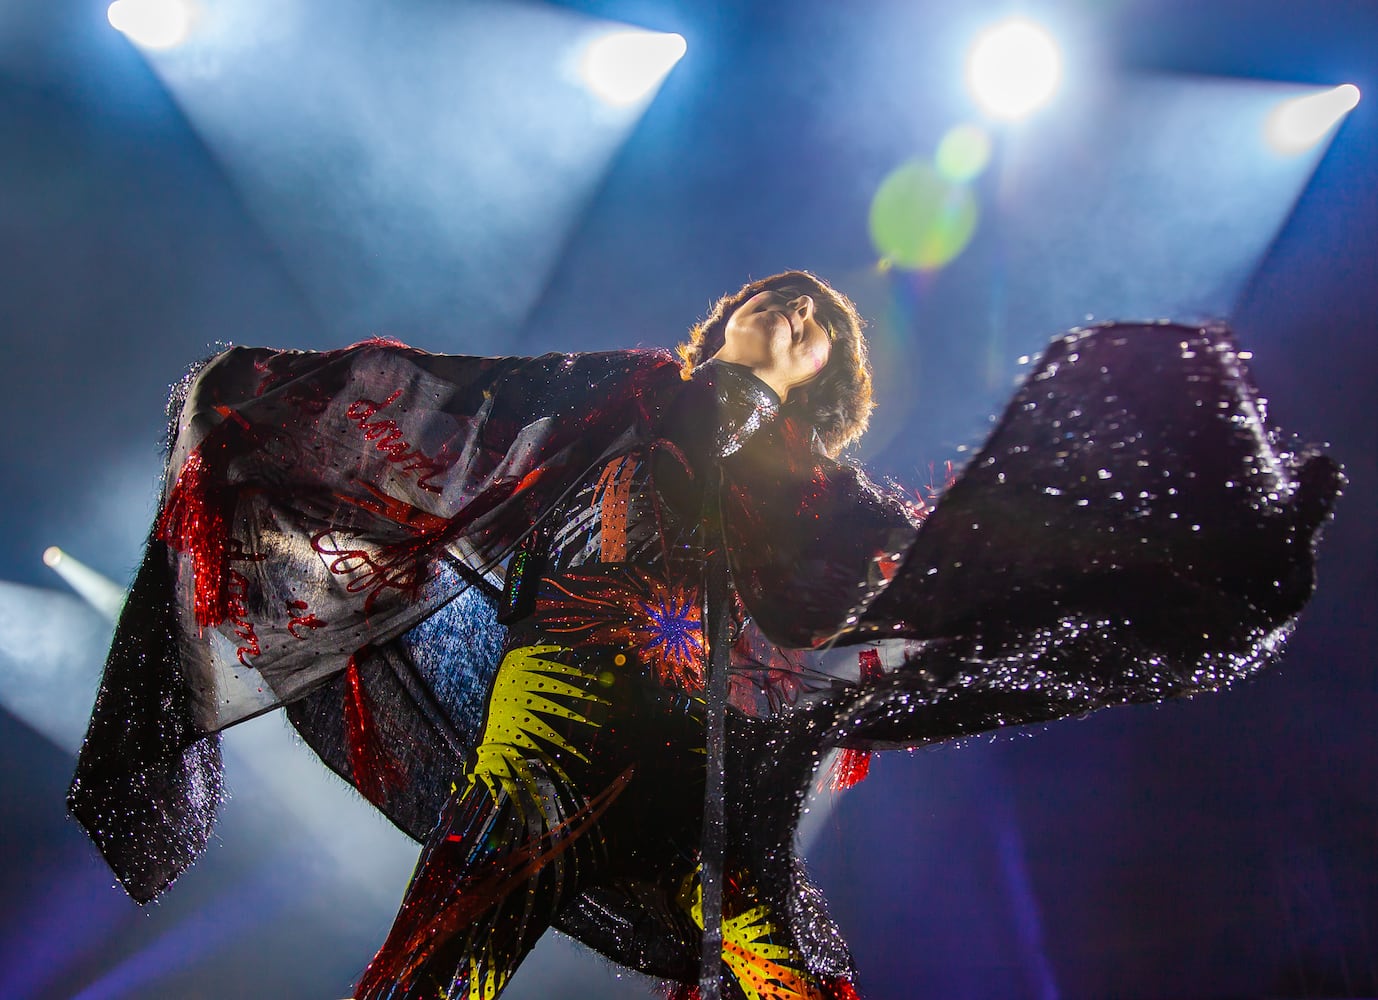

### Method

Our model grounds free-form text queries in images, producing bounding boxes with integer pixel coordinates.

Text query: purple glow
[995,806,1061,1000]
[0,853,133,1000]
[69,868,293,1000]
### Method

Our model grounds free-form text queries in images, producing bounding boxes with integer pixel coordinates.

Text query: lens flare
[869,161,979,272]
[935,123,993,182]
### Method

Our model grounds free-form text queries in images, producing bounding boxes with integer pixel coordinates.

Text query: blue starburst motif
[537,568,704,689]
[636,588,703,687]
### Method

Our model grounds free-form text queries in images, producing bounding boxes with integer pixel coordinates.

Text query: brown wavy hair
[677,270,873,455]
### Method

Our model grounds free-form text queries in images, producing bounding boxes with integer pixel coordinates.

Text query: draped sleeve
[69,340,681,901]
[776,322,1339,749]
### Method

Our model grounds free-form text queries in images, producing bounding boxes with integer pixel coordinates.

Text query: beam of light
[966,18,1063,121]
[42,547,127,623]
[69,865,293,1000]
[978,74,1347,363]
[992,799,1060,1000]
[0,579,418,955]
[505,925,658,998]
[221,712,420,908]
[578,29,687,107]
[796,749,848,853]
[0,581,112,752]
[1265,83,1361,155]
[107,0,196,50]
[130,0,683,347]
[0,574,420,903]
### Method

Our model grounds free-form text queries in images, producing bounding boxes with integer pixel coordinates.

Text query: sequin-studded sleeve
[835,322,1341,748]
[720,434,919,651]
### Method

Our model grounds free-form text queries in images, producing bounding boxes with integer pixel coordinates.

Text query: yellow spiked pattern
[467,645,610,806]
[464,946,509,1000]
[686,877,820,1000]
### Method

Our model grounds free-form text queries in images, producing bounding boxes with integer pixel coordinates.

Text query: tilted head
[677,270,874,455]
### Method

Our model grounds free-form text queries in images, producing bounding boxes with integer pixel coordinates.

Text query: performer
[69,271,1339,1000]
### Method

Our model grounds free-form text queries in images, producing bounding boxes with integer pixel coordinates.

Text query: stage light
[965,17,1062,121]
[578,29,687,107]
[107,0,195,51]
[42,546,127,622]
[1265,83,1361,154]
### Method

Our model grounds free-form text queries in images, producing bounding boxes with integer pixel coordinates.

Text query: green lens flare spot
[868,161,979,272]
[935,124,993,182]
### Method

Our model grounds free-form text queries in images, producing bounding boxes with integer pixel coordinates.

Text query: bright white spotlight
[1265,83,1361,154]
[107,0,195,51]
[42,546,127,622]
[579,29,687,107]
[966,17,1063,121]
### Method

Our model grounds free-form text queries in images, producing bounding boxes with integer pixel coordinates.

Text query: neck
[709,346,796,401]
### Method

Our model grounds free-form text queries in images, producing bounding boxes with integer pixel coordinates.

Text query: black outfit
[69,325,1340,999]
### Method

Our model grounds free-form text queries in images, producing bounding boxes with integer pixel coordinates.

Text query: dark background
[1,1,1374,997]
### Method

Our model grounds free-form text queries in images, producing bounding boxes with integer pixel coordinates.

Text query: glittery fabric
[67,538,224,903]
[68,323,1338,997]
[843,323,1341,747]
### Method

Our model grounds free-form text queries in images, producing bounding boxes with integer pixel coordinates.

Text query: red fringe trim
[656,984,702,1000]
[350,335,411,350]
[343,655,404,805]
[829,748,873,791]
[827,976,863,999]
[828,649,885,791]
[157,445,230,628]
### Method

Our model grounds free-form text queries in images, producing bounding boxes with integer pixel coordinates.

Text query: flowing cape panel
[717,321,1337,707]
[70,343,682,902]
[832,322,1340,749]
